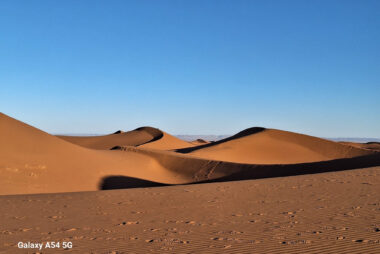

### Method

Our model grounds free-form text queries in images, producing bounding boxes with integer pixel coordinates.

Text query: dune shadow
[204,153,380,184]
[176,127,266,153]
[99,175,167,190]
[135,127,164,143]
[99,153,380,191]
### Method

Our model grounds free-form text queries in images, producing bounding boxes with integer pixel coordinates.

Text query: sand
[1,112,380,253]
[0,167,379,253]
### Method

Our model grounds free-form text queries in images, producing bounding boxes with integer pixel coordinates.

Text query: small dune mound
[177,128,376,164]
[367,141,380,145]
[190,139,210,146]
[57,126,166,150]
[340,141,380,152]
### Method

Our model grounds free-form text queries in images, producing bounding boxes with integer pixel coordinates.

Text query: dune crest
[190,138,210,145]
[137,131,195,150]
[58,126,193,150]
[57,126,163,150]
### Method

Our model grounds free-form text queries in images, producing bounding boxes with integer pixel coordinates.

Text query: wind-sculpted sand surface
[0,167,379,253]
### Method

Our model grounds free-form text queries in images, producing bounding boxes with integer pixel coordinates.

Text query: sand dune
[137,131,195,150]
[1,113,379,195]
[190,138,210,146]
[0,113,190,195]
[340,141,380,152]
[58,126,193,150]
[176,127,375,164]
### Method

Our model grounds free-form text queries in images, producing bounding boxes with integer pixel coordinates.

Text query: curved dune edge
[112,146,380,185]
[57,126,193,150]
[176,127,375,164]
[137,131,195,150]
[1,112,380,195]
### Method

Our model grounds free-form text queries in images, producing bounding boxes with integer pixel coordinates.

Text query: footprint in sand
[145,239,159,243]
[12,216,26,220]
[65,228,77,232]
[250,240,261,244]
[48,215,64,221]
[352,239,370,243]
[118,221,140,226]
[1,230,13,235]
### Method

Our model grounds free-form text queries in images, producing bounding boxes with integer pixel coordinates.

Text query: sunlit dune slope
[176,127,375,164]
[0,113,193,194]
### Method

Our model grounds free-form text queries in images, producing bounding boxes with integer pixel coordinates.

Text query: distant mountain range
[176,135,380,143]
[175,135,230,142]
[326,138,380,143]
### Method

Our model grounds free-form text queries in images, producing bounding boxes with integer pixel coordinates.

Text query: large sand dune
[0,113,191,195]
[1,113,379,195]
[176,127,375,164]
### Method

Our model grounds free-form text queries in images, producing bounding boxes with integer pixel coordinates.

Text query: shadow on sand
[99,153,380,191]
[99,176,167,190]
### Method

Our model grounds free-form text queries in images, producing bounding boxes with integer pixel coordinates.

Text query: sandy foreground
[1,112,380,253]
[1,167,379,253]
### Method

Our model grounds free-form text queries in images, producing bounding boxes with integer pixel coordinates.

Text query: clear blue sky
[1,0,379,137]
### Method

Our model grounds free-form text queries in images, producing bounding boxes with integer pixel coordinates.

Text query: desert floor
[1,166,379,254]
